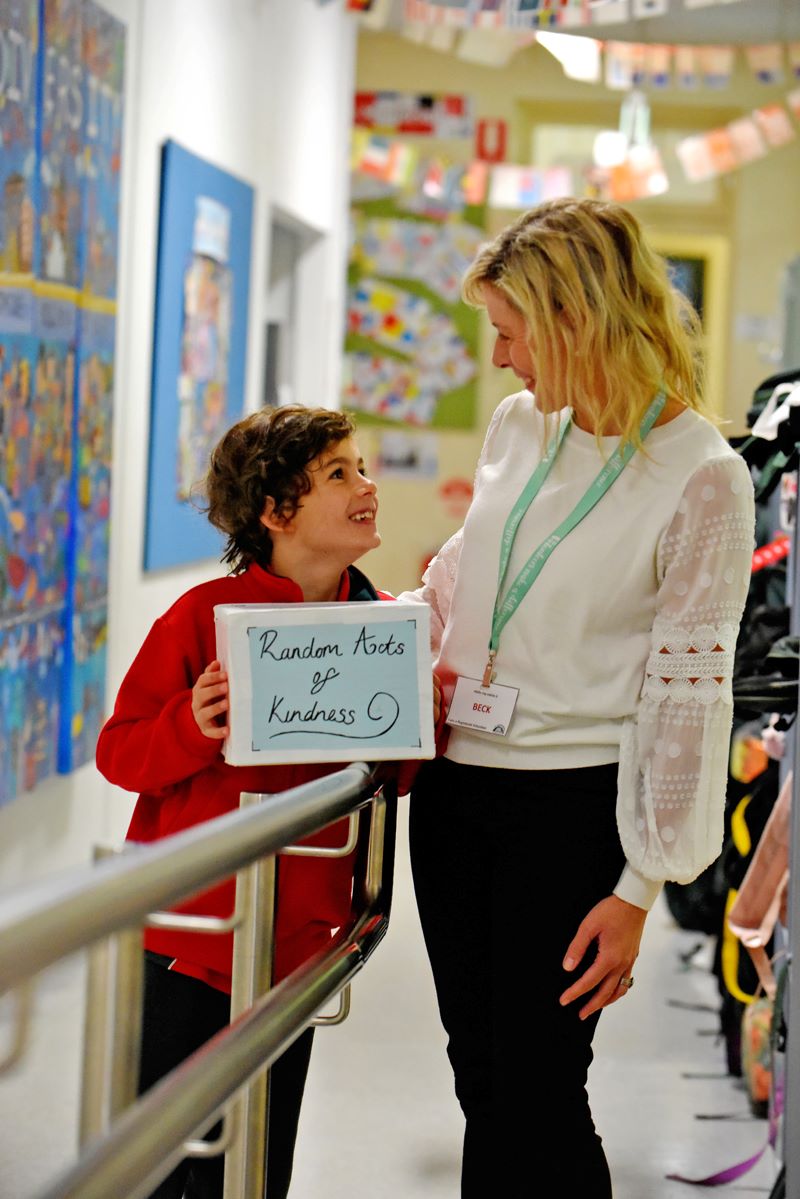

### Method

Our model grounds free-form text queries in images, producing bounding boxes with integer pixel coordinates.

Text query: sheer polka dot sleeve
[614,454,755,910]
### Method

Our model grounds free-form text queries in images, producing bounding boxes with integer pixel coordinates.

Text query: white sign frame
[215,600,434,765]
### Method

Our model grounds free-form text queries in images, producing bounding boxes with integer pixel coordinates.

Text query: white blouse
[402,392,755,910]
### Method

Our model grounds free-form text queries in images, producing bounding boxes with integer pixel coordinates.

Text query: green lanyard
[482,390,667,687]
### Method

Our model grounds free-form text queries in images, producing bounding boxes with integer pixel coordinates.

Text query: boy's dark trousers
[138,953,314,1199]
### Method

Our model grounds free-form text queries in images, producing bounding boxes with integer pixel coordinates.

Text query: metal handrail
[0,762,396,1199]
[0,762,373,994]
[38,900,393,1199]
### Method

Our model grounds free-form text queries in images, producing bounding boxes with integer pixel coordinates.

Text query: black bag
[663,857,727,935]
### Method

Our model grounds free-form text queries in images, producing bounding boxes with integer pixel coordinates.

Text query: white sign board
[215,601,434,765]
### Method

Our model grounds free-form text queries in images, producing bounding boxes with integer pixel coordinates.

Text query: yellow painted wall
[354,31,800,595]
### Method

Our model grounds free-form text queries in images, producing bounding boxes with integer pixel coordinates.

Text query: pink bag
[727,771,791,999]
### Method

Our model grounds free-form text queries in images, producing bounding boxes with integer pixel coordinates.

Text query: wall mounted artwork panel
[0,0,125,801]
[144,141,254,571]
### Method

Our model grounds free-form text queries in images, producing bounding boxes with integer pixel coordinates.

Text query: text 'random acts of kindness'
[253,628,407,738]
[215,600,433,764]
[247,619,420,751]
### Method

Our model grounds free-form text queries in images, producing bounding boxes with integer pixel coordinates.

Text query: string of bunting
[403,0,766,29]
[602,39,799,89]
[352,81,800,205]
[398,11,800,88]
[678,89,800,180]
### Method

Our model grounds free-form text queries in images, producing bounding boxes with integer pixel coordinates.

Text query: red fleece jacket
[96,561,396,992]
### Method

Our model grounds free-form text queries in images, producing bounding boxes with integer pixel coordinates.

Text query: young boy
[96,405,403,1199]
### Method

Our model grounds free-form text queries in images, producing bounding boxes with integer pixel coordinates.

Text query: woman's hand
[191,660,229,740]
[433,673,443,725]
[559,894,647,1020]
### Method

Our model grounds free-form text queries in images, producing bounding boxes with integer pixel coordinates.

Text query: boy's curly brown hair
[204,405,356,572]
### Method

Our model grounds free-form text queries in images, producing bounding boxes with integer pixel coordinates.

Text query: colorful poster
[69,306,114,604]
[81,0,125,300]
[40,0,83,287]
[30,296,75,603]
[0,0,125,800]
[344,174,484,429]
[0,0,38,277]
[58,1,124,773]
[0,294,73,629]
[354,92,474,138]
[65,600,106,772]
[177,199,232,501]
[0,326,66,620]
[144,141,254,570]
[0,612,64,806]
[351,215,484,304]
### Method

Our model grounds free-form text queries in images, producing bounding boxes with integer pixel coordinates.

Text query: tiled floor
[0,802,779,1198]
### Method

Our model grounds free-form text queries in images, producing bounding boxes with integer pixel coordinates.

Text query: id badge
[446,675,519,737]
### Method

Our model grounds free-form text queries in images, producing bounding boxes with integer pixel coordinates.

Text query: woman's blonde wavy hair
[463,197,711,446]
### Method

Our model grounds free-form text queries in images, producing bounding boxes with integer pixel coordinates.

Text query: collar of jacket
[241,561,380,603]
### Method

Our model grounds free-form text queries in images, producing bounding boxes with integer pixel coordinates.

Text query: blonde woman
[404,199,755,1197]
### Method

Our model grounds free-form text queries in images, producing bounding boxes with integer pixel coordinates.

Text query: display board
[0,0,126,801]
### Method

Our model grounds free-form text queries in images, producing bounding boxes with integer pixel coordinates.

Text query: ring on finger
[619,974,634,990]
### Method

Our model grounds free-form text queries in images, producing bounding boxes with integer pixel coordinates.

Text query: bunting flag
[632,0,668,16]
[790,43,800,80]
[353,132,420,185]
[644,44,672,87]
[726,116,768,164]
[676,129,735,181]
[605,41,635,90]
[753,103,796,147]
[505,0,558,29]
[676,96,799,181]
[674,45,700,88]
[473,0,507,27]
[351,88,800,209]
[589,0,629,22]
[608,144,668,200]
[558,0,592,27]
[699,45,735,88]
[746,43,785,85]
[488,163,573,207]
[463,159,491,203]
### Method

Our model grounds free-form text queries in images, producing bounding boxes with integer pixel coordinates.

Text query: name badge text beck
[447,675,519,737]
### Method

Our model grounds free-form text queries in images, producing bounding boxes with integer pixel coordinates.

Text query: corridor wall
[0,0,357,889]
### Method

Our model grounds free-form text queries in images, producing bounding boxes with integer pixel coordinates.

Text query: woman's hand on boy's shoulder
[192,660,229,740]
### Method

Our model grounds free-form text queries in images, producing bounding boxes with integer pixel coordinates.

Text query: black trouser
[138,954,314,1199]
[410,758,626,1199]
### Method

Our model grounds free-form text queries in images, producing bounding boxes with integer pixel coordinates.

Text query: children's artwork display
[144,142,254,570]
[0,0,126,801]
[344,141,484,429]
[40,0,83,289]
